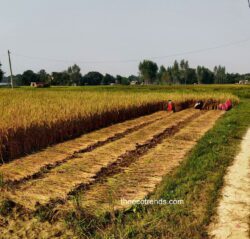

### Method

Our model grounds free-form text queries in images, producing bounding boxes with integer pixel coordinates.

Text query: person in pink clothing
[218,99,232,111]
[225,99,232,110]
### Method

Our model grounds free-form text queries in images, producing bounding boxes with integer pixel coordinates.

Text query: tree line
[139,59,247,85]
[0,63,140,86]
[0,59,249,86]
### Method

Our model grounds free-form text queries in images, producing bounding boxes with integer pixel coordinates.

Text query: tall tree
[102,74,116,85]
[157,66,166,83]
[186,68,197,84]
[67,64,81,85]
[37,69,50,83]
[180,59,189,84]
[51,71,71,85]
[116,75,123,84]
[0,61,4,82]
[214,65,226,84]
[172,60,181,84]
[139,60,158,84]
[196,66,214,84]
[158,66,171,84]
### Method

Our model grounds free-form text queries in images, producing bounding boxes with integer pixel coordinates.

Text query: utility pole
[249,0,250,8]
[8,50,14,88]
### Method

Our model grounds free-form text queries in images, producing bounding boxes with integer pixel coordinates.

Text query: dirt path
[208,129,250,239]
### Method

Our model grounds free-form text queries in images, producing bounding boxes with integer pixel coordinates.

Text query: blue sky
[1,0,250,76]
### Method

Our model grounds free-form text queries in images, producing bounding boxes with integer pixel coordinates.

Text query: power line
[12,36,250,65]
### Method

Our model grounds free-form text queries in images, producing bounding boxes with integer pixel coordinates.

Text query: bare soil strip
[72,111,224,213]
[208,128,250,239]
[0,111,167,183]
[5,109,198,209]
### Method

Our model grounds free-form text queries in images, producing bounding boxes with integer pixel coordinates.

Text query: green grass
[65,87,250,238]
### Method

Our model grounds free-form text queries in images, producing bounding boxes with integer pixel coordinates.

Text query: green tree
[186,68,197,84]
[226,73,241,84]
[172,60,181,84]
[139,60,158,84]
[157,66,166,83]
[37,69,50,83]
[0,62,4,82]
[81,72,103,85]
[121,77,130,85]
[51,72,61,85]
[196,66,214,84]
[157,66,171,84]
[21,70,38,85]
[180,59,189,84]
[51,72,70,85]
[67,64,81,85]
[14,74,23,86]
[214,65,226,84]
[116,75,123,84]
[102,74,116,85]
[117,75,131,85]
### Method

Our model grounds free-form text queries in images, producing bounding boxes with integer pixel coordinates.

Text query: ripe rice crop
[0,88,238,163]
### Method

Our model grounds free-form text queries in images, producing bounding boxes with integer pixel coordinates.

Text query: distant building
[30,82,50,88]
[0,82,10,87]
[239,80,249,85]
[130,80,139,85]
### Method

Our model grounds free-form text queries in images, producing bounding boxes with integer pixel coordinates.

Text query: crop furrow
[0,111,167,185]
[33,111,202,217]
[72,111,224,214]
[5,116,163,187]
[4,109,197,210]
[68,110,202,197]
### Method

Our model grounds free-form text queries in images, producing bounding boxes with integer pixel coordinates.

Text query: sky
[1,0,250,76]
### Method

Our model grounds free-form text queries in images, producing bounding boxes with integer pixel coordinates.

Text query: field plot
[1,86,247,239]
[0,107,224,238]
[0,88,237,163]
[0,110,167,183]
[76,111,224,213]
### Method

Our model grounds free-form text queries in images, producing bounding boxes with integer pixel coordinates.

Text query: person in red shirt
[167,100,176,112]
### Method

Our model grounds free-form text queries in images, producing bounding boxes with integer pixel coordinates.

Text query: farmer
[167,100,176,112]
[194,100,204,110]
[218,99,232,111]
[225,99,232,110]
